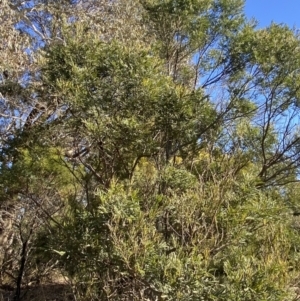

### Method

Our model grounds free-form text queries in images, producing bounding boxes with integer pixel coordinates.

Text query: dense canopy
[1,0,300,300]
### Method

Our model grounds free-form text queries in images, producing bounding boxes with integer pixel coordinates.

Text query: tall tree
[1,0,300,300]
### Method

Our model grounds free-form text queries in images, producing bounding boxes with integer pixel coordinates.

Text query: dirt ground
[0,274,75,301]
[0,284,74,301]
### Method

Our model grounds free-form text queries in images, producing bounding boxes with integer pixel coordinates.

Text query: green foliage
[39,167,297,300]
[2,0,300,300]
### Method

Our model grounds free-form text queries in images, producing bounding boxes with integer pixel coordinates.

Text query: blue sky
[244,1,300,28]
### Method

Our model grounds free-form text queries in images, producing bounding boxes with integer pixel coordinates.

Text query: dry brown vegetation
[0,273,74,301]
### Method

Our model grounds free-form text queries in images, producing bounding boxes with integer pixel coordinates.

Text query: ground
[0,273,74,301]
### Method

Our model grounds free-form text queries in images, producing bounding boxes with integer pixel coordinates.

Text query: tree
[1,0,300,300]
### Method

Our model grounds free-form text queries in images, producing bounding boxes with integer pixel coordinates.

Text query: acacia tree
[2,0,300,300]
